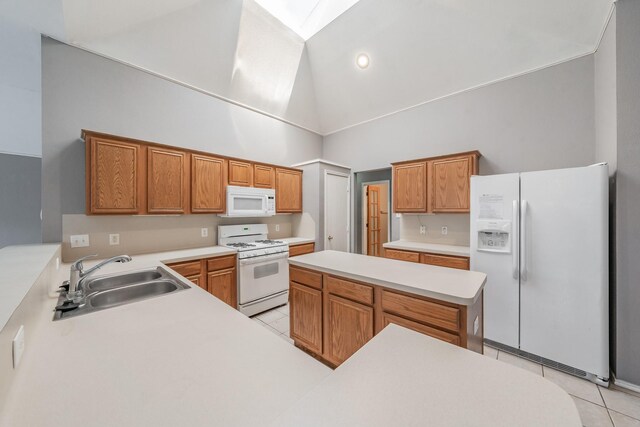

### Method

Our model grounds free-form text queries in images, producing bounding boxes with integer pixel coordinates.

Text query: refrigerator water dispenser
[476,220,511,253]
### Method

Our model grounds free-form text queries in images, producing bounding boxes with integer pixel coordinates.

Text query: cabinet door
[276,169,303,213]
[325,294,374,366]
[290,281,323,354]
[253,164,275,189]
[431,155,476,212]
[393,161,427,213]
[186,275,206,290]
[228,160,253,187]
[88,137,145,214]
[147,147,189,214]
[207,268,237,308]
[191,154,226,213]
[420,253,470,270]
[288,243,315,257]
[381,312,460,345]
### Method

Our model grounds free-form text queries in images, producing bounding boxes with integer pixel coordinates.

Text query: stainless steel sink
[53,267,190,320]
[84,270,163,292]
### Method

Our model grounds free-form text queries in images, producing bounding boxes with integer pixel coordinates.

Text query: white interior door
[470,173,520,348]
[325,171,350,252]
[519,165,608,378]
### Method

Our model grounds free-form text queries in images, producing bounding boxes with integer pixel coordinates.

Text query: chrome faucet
[66,254,132,301]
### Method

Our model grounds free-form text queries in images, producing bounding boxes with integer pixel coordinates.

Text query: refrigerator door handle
[520,199,528,281]
[512,200,519,279]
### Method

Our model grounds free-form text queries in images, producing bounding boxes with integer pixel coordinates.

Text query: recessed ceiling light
[356,53,370,69]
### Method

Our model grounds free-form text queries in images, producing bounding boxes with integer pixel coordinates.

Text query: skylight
[254,0,360,40]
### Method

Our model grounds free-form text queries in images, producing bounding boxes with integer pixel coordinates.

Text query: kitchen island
[288,250,486,366]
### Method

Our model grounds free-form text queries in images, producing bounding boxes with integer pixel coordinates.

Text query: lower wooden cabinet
[208,268,237,308]
[383,248,470,270]
[290,281,323,354]
[289,242,315,257]
[289,265,482,368]
[325,294,374,366]
[166,254,237,307]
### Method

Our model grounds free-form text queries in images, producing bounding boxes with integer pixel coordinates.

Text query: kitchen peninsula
[288,250,486,367]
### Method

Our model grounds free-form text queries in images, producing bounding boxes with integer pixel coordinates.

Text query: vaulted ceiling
[4,0,614,135]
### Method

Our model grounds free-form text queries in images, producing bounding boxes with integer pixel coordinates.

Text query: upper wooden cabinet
[86,135,146,214]
[392,151,480,214]
[191,154,226,213]
[228,160,253,187]
[83,130,304,215]
[276,168,303,213]
[253,164,275,189]
[393,161,427,213]
[147,147,189,214]
[432,153,478,213]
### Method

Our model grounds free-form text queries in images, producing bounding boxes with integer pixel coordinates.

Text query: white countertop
[272,325,581,427]
[0,246,331,427]
[280,237,316,246]
[383,240,471,257]
[289,250,486,305]
[0,244,60,331]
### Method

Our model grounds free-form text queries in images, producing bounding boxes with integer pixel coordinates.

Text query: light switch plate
[201,228,208,238]
[12,325,25,369]
[70,234,90,248]
[275,224,280,232]
[109,234,120,245]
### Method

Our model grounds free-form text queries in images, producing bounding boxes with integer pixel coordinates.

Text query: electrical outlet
[109,234,120,246]
[12,325,25,369]
[70,234,90,248]
[441,226,448,235]
[201,228,208,238]
[275,224,280,232]
[419,225,426,235]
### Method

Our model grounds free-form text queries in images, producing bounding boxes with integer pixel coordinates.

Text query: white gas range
[218,224,289,316]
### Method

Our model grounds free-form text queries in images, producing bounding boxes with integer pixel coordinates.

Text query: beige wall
[399,214,470,247]
[62,214,294,262]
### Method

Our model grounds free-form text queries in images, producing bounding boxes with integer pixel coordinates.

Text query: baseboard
[613,373,640,395]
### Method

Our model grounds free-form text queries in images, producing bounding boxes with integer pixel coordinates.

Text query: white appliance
[223,186,276,217]
[471,164,609,385]
[218,224,288,316]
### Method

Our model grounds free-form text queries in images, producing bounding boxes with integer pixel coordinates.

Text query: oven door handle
[239,252,289,266]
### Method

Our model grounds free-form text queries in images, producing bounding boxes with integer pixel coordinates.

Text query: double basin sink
[53,267,190,320]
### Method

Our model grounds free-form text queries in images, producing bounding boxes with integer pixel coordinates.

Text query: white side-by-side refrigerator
[470,164,609,385]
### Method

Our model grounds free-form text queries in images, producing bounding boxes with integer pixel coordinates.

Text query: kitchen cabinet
[191,154,226,213]
[208,268,237,307]
[393,161,427,213]
[228,160,253,187]
[253,164,275,189]
[431,153,478,212]
[290,265,481,367]
[325,294,374,366]
[166,254,237,307]
[276,168,303,213]
[86,135,146,214]
[391,151,480,214]
[147,147,189,214]
[83,130,304,216]
[289,242,315,257]
[290,279,323,354]
[383,248,469,270]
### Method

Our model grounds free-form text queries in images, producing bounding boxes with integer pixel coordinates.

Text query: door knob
[328,236,334,240]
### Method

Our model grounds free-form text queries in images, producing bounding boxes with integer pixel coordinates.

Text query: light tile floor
[252,304,640,427]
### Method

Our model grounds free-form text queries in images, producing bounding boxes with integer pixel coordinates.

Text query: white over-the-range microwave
[221,186,276,217]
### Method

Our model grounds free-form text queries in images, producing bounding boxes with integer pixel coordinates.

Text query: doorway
[362,181,390,256]
[324,170,350,252]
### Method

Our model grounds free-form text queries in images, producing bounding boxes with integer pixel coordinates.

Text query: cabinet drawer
[289,242,315,257]
[167,260,201,277]
[290,266,322,290]
[420,253,469,270]
[382,312,460,346]
[381,290,460,332]
[383,249,420,263]
[207,255,236,272]
[326,275,373,305]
